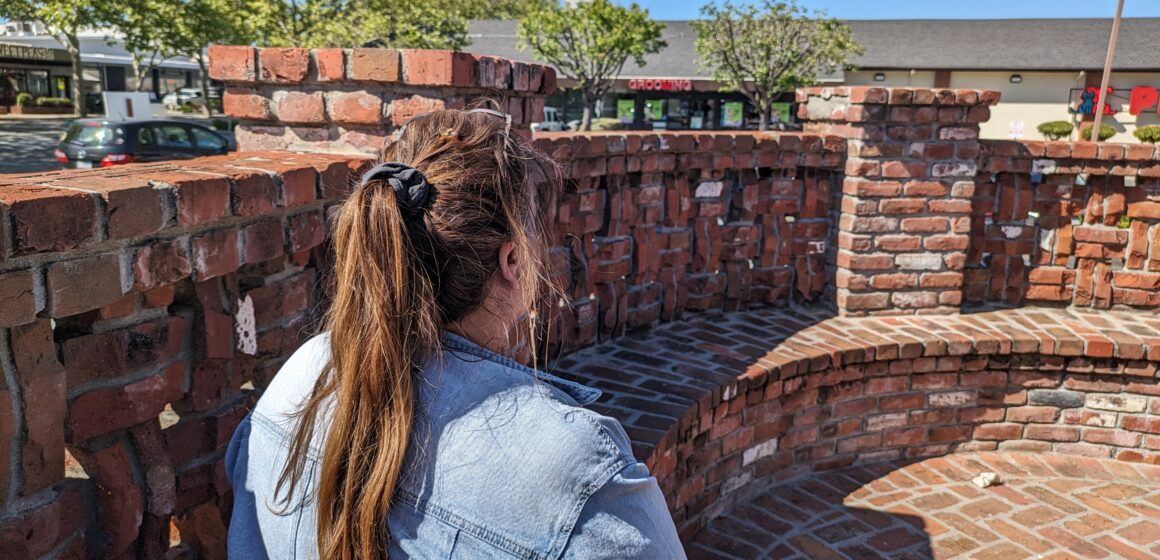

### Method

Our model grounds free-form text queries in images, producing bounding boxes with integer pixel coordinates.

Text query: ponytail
[276,173,440,559]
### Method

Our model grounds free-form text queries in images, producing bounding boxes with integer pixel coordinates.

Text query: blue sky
[626,0,1160,21]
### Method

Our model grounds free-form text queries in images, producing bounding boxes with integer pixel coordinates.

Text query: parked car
[530,106,565,132]
[161,87,220,110]
[54,118,232,169]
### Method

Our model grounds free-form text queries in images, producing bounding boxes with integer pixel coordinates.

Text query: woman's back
[227,333,685,559]
[224,108,684,558]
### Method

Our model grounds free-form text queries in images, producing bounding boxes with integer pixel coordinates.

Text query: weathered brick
[46,254,123,318]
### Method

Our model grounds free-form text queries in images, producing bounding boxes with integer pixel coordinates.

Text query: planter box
[9,105,73,115]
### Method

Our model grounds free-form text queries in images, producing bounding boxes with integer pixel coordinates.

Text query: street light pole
[1091,0,1124,142]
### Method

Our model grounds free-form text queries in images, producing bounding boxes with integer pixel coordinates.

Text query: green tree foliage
[518,0,665,131]
[1133,125,1160,144]
[692,0,862,130]
[1037,120,1075,141]
[249,0,485,50]
[0,0,118,116]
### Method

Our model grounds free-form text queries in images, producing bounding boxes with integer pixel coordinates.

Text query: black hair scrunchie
[360,162,435,220]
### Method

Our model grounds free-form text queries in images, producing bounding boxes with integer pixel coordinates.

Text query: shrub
[590,118,625,131]
[1133,125,1160,144]
[34,97,72,108]
[1036,121,1074,141]
[14,92,32,107]
[179,104,195,114]
[1079,123,1116,141]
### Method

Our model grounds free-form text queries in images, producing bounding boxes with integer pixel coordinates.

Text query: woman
[225,108,685,559]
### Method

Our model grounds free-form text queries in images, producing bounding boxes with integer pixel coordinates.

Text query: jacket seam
[395,490,543,560]
[441,335,601,405]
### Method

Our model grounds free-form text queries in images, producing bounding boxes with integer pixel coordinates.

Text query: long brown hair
[275,109,558,559]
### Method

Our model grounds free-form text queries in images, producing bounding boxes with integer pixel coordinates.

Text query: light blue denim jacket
[225,332,685,559]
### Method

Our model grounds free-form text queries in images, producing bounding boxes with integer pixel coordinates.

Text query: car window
[64,124,122,146]
[190,127,226,150]
[136,127,155,146]
[153,125,192,148]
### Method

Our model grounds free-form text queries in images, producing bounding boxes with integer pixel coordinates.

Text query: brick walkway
[686,452,1160,560]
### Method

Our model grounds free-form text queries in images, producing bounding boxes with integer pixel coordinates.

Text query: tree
[692,0,862,131]
[113,0,181,91]
[164,0,256,116]
[0,0,117,116]
[250,0,471,50]
[518,0,665,131]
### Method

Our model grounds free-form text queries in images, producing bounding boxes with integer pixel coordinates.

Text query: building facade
[0,22,202,107]
[466,18,1160,142]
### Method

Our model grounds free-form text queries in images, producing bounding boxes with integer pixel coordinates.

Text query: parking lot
[0,118,70,174]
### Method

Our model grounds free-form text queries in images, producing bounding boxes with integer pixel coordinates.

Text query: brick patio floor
[686,452,1160,560]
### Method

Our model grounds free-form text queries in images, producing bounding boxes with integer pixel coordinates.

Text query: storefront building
[466,18,1160,141]
[0,26,203,107]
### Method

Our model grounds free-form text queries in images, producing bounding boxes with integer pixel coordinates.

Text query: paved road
[0,118,70,175]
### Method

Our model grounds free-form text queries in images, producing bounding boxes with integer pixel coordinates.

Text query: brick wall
[210,46,556,154]
[967,140,1160,309]
[798,86,1001,316]
[0,153,365,559]
[532,131,844,354]
[555,308,1160,539]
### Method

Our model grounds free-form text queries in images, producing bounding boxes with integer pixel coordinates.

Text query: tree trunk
[757,105,769,131]
[197,57,214,117]
[581,90,593,131]
[133,55,145,92]
[67,35,85,117]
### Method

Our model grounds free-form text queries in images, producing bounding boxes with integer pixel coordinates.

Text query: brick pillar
[209,46,556,155]
[798,86,1000,315]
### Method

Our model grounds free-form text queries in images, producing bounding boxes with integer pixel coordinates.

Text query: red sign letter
[1129,86,1159,115]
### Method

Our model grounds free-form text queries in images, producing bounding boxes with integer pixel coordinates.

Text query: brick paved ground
[686,451,1160,559]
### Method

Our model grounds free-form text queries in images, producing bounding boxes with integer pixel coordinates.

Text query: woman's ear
[498,240,520,288]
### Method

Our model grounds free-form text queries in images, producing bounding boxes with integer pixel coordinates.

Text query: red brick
[1121,415,1160,434]
[9,320,66,494]
[68,362,186,441]
[46,254,124,318]
[901,217,949,233]
[402,49,476,87]
[327,91,383,125]
[273,90,326,124]
[389,95,445,126]
[71,442,144,556]
[1007,406,1059,423]
[0,270,36,327]
[192,229,239,281]
[222,89,270,120]
[133,238,192,292]
[1024,425,1080,442]
[0,186,97,253]
[153,174,231,226]
[349,48,400,82]
[313,48,345,81]
[258,48,310,83]
[288,211,326,253]
[242,220,286,264]
[208,45,256,82]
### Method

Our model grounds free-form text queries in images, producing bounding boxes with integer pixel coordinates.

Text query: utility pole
[1090,0,1124,142]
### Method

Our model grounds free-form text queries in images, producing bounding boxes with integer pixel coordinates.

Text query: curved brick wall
[556,307,1160,539]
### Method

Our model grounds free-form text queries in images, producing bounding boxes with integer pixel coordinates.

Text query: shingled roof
[466,18,1160,79]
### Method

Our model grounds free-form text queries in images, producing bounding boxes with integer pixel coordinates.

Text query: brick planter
[9,105,73,115]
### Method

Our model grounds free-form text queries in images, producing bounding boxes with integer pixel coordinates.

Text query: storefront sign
[1129,86,1160,115]
[1071,86,1116,116]
[0,42,63,63]
[628,79,693,92]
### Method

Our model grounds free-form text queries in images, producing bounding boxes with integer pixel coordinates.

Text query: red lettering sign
[1130,86,1160,115]
[628,79,693,92]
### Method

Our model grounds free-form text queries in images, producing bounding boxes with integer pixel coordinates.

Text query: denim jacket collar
[439,331,602,406]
